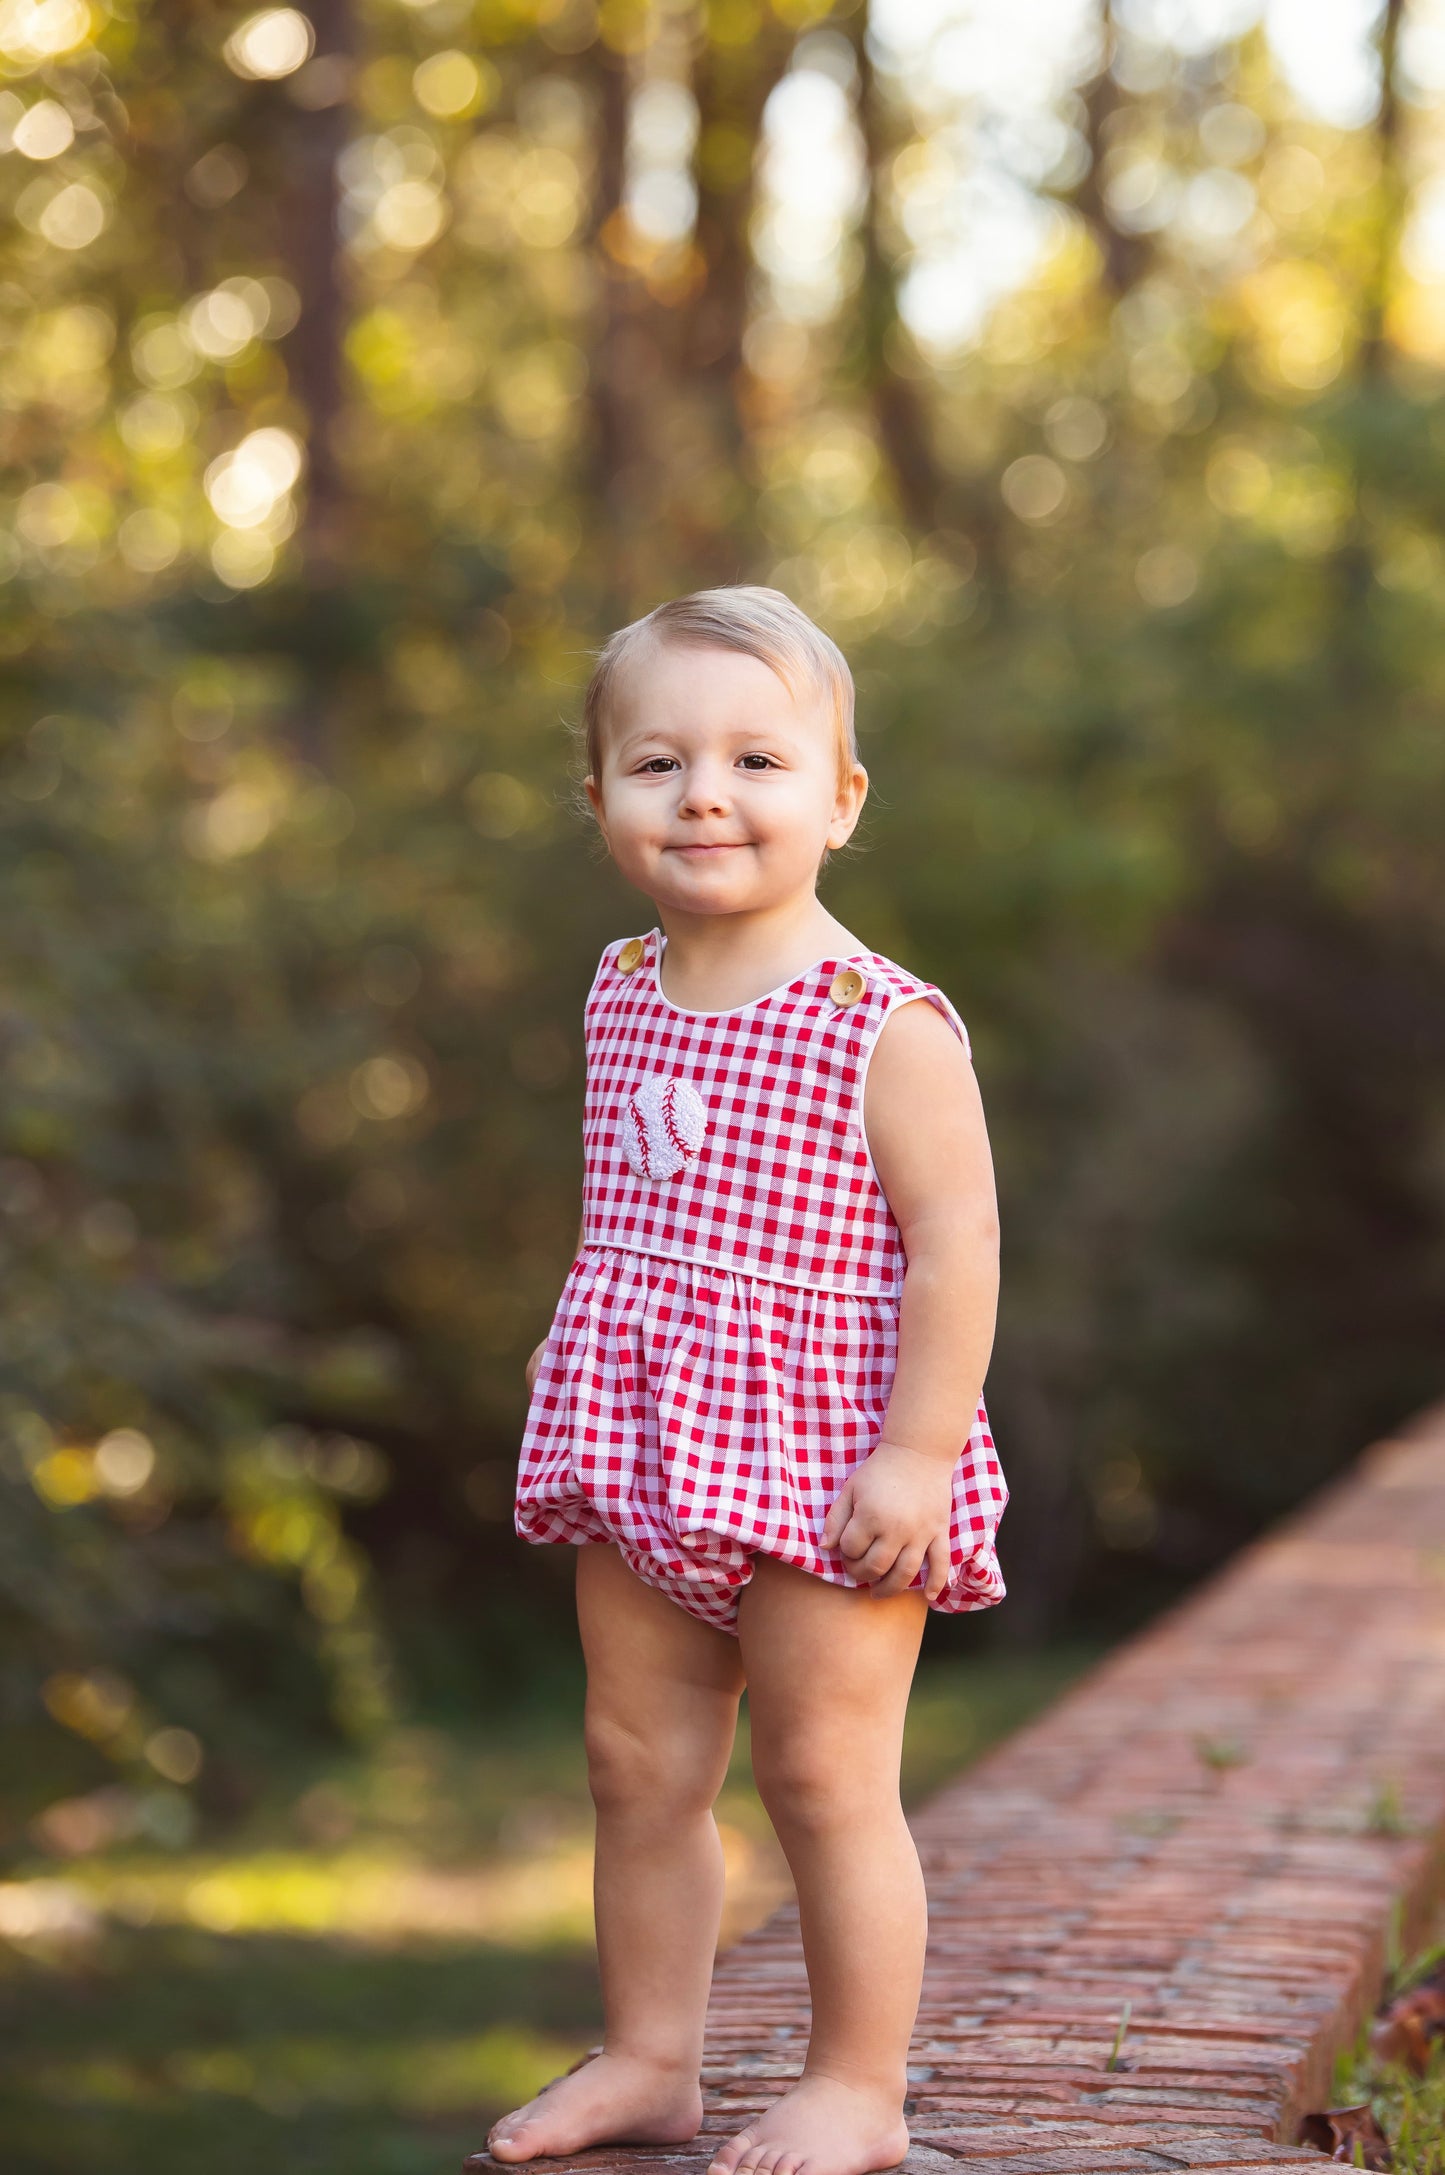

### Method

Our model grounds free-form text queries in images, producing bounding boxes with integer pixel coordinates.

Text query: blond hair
[575,585,860,806]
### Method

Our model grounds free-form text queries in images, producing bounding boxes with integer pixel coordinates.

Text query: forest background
[3,0,1445,2164]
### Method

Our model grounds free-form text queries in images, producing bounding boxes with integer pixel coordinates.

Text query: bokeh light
[223,6,315,81]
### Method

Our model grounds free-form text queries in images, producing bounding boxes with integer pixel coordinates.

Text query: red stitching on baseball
[661,1079,687,1161]
[630,1092,654,1180]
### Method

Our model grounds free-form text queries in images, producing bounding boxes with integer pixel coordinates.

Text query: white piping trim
[649,924,873,1019]
[575,1241,903,1301]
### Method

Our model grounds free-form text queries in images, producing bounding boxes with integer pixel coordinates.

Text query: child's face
[584,642,868,916]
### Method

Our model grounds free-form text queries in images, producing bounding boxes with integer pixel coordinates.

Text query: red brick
[465,1406,1445,2175]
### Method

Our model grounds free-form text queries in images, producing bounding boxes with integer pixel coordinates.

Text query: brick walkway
[490,1404,1445,2173]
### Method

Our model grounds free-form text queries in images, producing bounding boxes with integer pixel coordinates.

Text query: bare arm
[820,998,1000,1599]
[865,1002,998,1455]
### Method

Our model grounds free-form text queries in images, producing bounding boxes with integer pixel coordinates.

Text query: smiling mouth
[672,843,743,853]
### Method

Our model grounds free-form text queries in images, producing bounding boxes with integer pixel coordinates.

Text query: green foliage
[2,0,1443,1837]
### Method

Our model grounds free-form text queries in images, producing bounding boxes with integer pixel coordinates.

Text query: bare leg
[486,1544,746,2162]
[708,1559,927,2175]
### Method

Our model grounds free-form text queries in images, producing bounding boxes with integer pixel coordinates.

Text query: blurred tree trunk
[681,10,797,584]
[581,33,650,611]
[1068,1,1148,299]
[279,0,357,773]
[1360,0,1408,376]
[685,15,795,415]
[846,12,944,537]
[846,5,997,587]
[124,0,210,300]
[1335,0,1407,713]
[284,0,354,578]
[580,15,797,602]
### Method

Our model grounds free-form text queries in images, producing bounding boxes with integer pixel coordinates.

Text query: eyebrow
[613,720,806,758]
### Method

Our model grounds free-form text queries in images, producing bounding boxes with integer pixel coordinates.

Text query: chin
[663,888,751,911]
[662,890,756,920]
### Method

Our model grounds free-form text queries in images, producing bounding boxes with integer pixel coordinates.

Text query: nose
[676,762,732,818]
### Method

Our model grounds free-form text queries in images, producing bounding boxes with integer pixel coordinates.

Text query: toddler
[479,586,1007,2175]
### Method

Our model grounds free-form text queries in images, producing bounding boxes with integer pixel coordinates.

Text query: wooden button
[616,936,645,973]
[829,967,865,1007]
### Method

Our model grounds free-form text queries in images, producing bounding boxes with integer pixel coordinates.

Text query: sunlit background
[4,0,1445,2167]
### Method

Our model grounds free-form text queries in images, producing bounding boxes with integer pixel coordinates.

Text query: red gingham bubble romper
[514,925,1008,1636]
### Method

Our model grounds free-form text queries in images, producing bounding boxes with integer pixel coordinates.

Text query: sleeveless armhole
[855,982,973,1201]
[577,943,621,1248]
[581,939,621,1097]
[917,985,972,1060]
[583,937,622,1020]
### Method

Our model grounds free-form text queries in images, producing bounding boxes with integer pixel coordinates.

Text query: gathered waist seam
[575,1240,902,1301]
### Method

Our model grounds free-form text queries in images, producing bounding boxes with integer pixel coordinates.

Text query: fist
[525,1339,547,1393]
[821,1439,955,1602]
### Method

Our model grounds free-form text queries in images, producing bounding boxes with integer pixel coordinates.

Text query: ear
[584,772,608,841]
[828,762,868,848]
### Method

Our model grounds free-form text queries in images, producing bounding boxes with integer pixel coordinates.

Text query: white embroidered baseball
[622,1075,708,1181]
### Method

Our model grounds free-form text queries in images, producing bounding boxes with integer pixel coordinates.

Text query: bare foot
[480,2050,703,2164]
[705,2073,909,2175]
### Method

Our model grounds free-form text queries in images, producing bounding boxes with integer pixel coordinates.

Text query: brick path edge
[471,1400,1445,2174]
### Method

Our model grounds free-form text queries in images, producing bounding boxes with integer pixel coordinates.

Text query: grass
[1331,1935,1445,2175]
[0,1643,1097,2175]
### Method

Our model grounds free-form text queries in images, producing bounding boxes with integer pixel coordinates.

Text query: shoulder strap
[584,932,651,1021]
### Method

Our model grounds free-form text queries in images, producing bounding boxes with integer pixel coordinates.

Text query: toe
[707,2129,755,2175]
[486,2119,534,2163]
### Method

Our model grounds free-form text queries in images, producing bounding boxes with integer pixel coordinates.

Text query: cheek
[766,777,837,835]
[603,786,666,839]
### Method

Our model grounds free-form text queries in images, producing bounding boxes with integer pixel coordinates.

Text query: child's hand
[820,1440,956,1603]
[525,1339,548,1393]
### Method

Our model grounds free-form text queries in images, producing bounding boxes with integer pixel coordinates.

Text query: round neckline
[648,926,872,1018]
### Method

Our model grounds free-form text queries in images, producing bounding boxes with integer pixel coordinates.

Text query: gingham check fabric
[515,927,1008,1634]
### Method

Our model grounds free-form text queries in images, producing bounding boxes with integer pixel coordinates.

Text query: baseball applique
[622,1074,707,1181]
